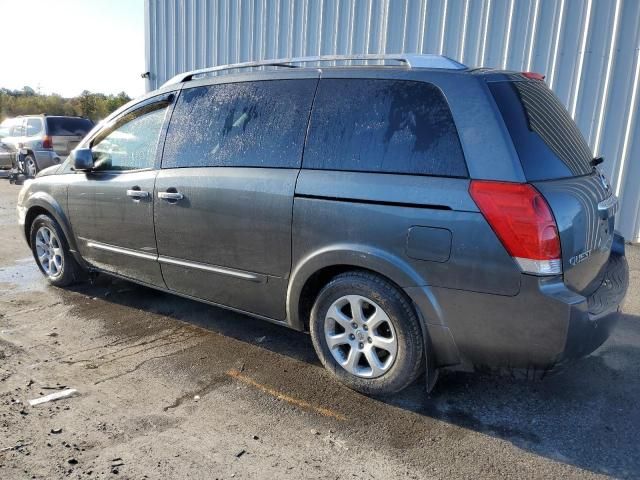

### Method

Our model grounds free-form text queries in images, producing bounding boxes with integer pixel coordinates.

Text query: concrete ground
[0,179,639,479]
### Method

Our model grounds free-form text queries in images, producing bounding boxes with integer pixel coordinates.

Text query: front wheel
[30,214,82,287]
[310,271,424,395]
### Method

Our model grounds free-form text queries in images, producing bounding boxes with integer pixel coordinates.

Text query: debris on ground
[235,449,246,458]
[0,442,32,453]
[50,428,63,434]
[28,388,78,406]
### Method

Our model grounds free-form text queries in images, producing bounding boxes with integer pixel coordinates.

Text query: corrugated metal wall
[145,0,640,242]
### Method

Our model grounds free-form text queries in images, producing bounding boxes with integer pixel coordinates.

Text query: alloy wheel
[35,226,63,278]
[25,157,37,177]
[324,294,398,378]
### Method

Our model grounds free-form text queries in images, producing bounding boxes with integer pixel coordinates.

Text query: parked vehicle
[1,115,93,176]
[0,118,21,169]
[16,54,629,395]
[0,142,14,170]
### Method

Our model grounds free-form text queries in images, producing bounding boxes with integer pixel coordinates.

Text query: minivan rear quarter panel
[293,171,521,296]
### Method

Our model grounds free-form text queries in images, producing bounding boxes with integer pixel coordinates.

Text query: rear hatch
[489,78,616,296]
[45,117,93,157]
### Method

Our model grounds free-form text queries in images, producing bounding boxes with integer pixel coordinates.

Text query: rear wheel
[24,154,38,177]
[30,214,82,287]
[310,271,424,395]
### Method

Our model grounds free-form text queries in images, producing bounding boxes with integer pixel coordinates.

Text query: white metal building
[144,0,640,242]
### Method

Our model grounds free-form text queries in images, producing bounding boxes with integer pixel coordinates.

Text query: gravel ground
[0,179,639,479]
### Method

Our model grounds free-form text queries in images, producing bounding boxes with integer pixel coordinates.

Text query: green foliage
[0,86,131,122]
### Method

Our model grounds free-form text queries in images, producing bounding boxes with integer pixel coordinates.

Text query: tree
[78,90,97,118]
[0,88,132,122]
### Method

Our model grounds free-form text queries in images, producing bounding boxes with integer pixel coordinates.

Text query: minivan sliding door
[154,76,318,320]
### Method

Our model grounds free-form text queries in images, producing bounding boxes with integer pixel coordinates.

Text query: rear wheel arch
[308,269,426,394]
[287,246,426,332]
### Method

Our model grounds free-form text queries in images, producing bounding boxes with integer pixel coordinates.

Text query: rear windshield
[46,117,93,136]
[489,80,593,180]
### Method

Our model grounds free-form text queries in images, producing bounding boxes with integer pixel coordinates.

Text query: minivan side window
[26,118,43,137]
[162,79,316,169]
[303,79,467,177]
[91,103,168,172]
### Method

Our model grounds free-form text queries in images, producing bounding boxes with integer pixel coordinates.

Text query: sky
[0,0,145,98]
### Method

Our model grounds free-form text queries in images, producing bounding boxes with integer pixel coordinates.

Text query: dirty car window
[162,79,316,169]
[303,79,467,177]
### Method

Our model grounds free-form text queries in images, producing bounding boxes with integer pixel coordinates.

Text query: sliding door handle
[158,191,184,201]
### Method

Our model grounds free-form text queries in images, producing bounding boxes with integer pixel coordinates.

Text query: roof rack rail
[161,53,466,87]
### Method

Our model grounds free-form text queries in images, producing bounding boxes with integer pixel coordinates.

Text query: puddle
[0,257,46,292]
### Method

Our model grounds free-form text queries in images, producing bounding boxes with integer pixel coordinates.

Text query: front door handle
[126,188,149,199]
[158,191,184,201]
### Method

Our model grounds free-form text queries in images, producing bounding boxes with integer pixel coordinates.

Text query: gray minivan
[16,55,629,395]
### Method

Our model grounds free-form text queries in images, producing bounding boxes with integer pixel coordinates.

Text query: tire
[30,214,82,287]
[310,271,424,395]
[24,154,38,177]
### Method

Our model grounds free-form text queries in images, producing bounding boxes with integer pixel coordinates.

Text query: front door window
[91,103,167,172]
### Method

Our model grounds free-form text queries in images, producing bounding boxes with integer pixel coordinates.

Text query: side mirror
[71,148,94,171]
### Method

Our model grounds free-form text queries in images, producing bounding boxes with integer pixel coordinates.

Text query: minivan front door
[153,77,318,320]
[68,99,173,287]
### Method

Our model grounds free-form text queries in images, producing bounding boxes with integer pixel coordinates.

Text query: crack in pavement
[94,341,205,385]
[60,328,187,365]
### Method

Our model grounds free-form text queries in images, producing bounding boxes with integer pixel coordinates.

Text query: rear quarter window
[489,80,593,180]
[46,117,94,136]
[303,79,467,177]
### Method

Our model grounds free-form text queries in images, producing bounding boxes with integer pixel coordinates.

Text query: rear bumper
[559,238,628,365]
[406,234,629,376]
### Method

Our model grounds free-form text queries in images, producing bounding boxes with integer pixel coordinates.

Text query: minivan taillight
[522,71,545,81]
[42,135,53,149]
[469,180,562,275]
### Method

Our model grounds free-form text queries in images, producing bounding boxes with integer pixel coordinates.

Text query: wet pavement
[1,179,639,479]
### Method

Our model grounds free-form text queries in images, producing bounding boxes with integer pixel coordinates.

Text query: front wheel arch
[29,213,82,286]
[23,199,86,270]
[24,206,50,247]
